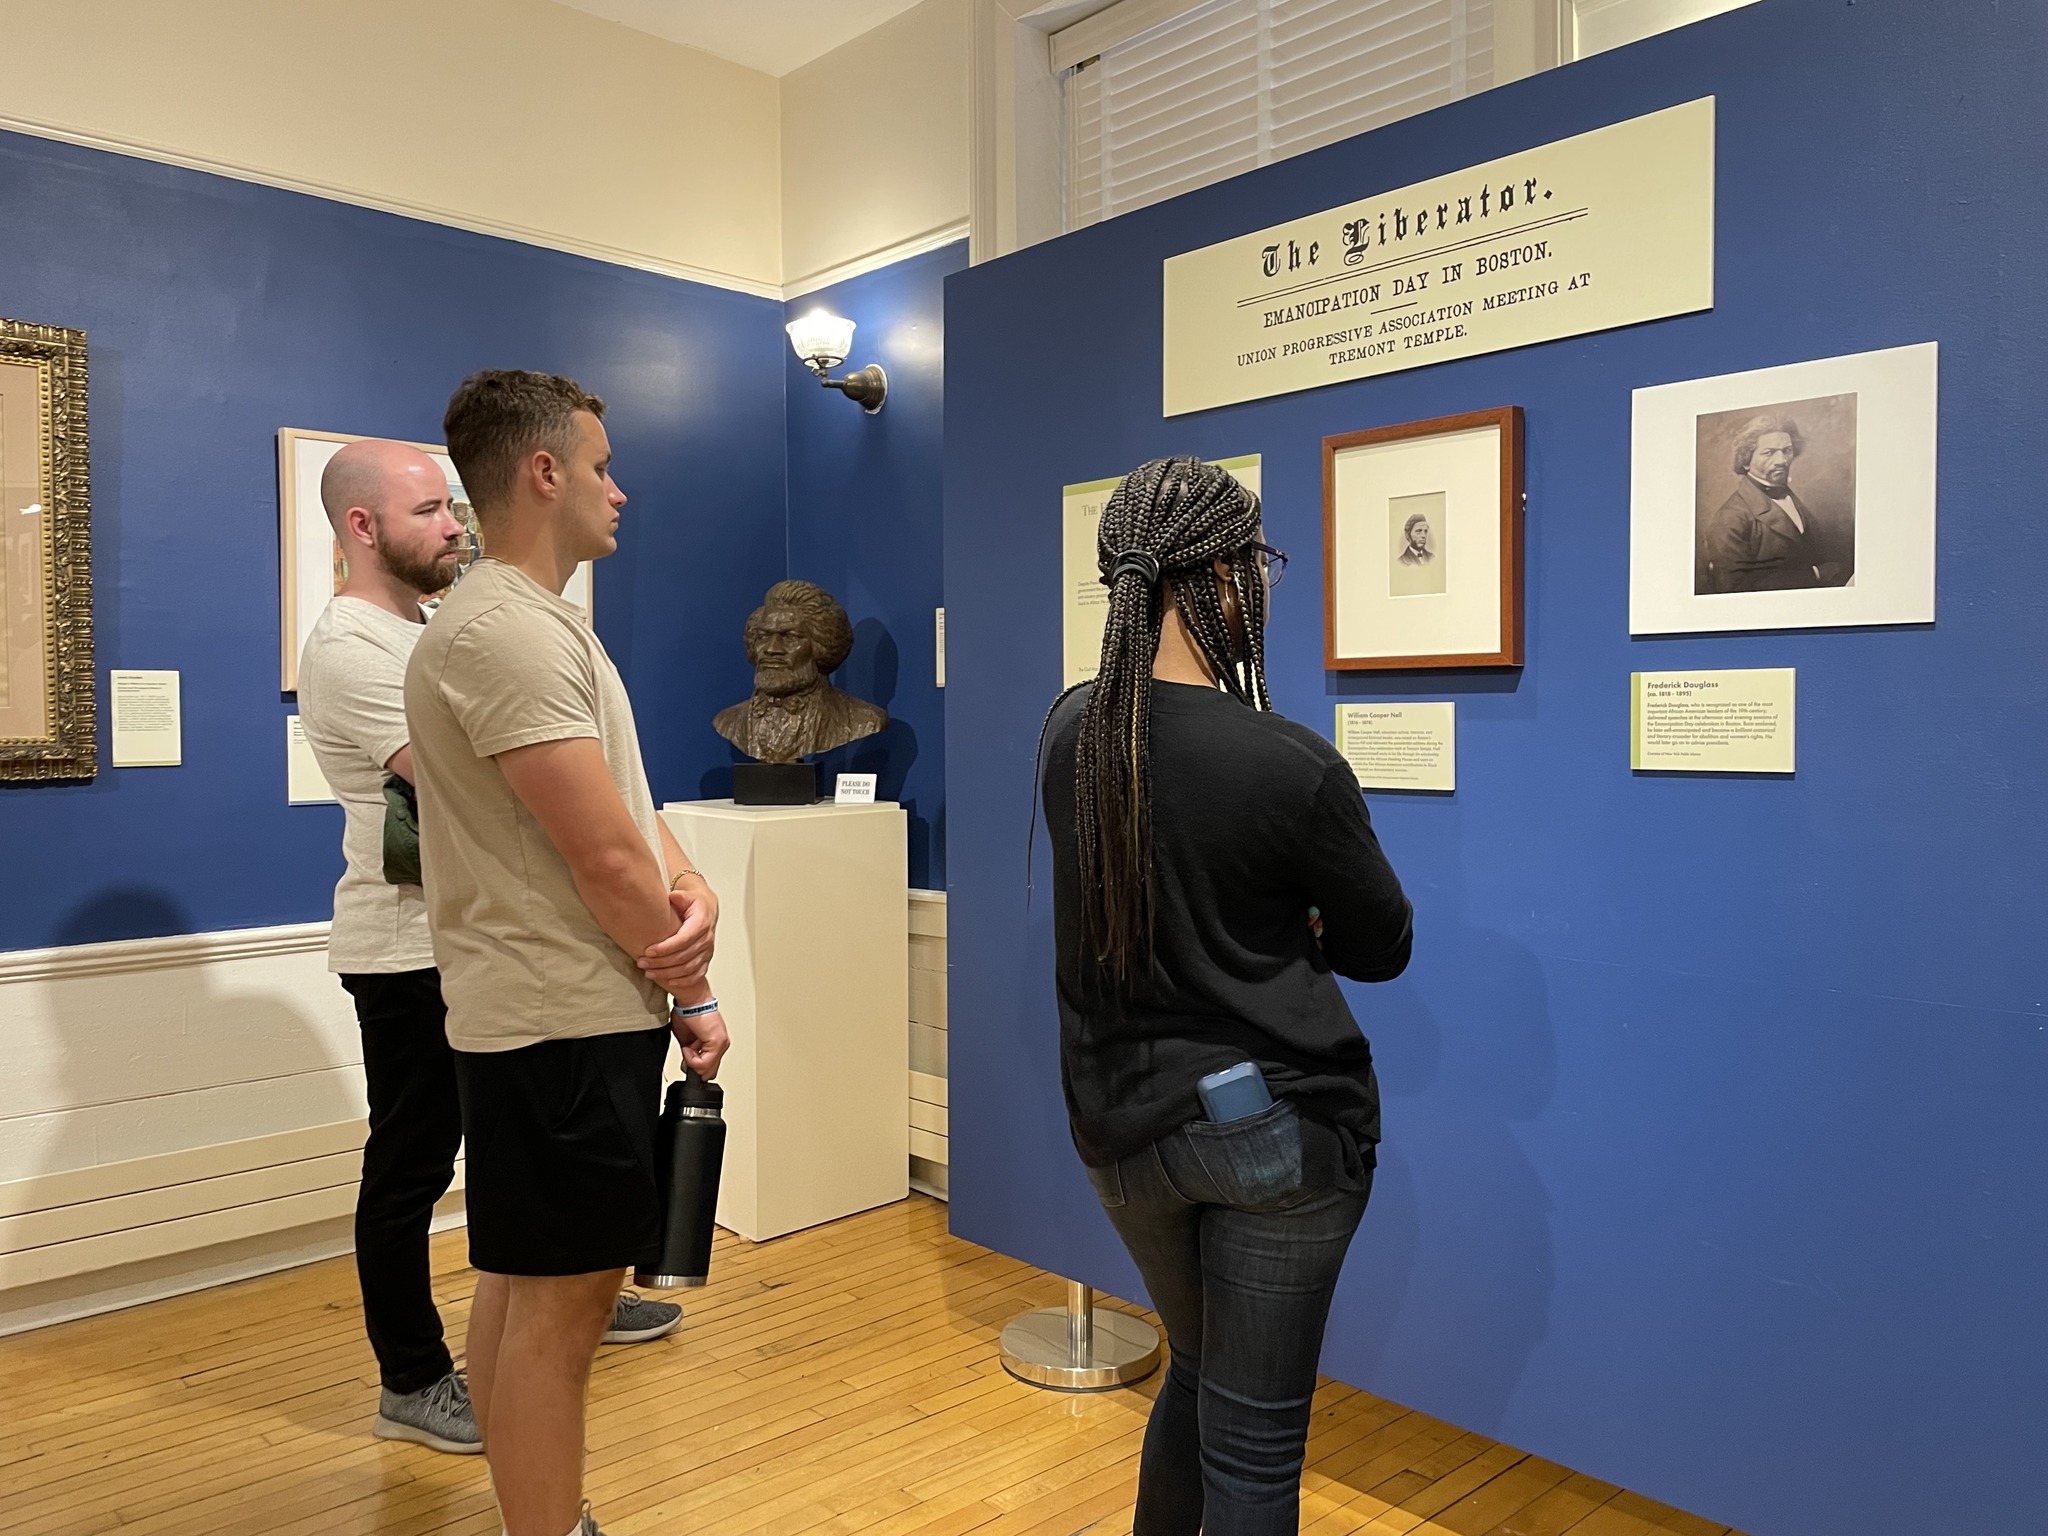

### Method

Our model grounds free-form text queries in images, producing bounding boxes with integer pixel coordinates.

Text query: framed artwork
[1629,342,1937,635]
[0,318,94,782]
[279,428,593,690]
[1323,407,1524,670]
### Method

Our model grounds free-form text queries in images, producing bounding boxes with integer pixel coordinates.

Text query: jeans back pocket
[1175,1099,1310,1213]
[1084,1159,1128,1209]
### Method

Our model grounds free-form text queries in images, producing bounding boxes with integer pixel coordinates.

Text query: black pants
[341,969,463,1395]
[1084,1103,1372,1536]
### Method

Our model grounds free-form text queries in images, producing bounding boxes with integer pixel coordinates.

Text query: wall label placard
[1335,702,1456,791]
[109,669,181,768]
[286,714,336,805]
[1162,98,1715,416]
[1631,668,1795,774]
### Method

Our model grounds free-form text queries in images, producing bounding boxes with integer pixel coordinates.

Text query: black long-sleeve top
[1043,681,1413,1187]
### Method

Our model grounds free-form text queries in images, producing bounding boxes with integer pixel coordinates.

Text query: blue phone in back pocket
[1196,1061,1274,1123]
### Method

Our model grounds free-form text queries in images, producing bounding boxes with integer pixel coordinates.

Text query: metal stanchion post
[1000,1278,1160,1391]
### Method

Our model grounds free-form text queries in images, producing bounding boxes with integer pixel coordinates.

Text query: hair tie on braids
[1099,549,1161,588]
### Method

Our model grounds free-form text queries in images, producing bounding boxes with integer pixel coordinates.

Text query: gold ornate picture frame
[0,318,94,781]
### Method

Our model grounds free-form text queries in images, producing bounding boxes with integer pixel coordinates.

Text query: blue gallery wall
[776,240,964,889]
[0,128,788,950]
[941,3,2047,1535]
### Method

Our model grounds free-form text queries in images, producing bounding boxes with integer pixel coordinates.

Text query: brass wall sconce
[784,309,888,414]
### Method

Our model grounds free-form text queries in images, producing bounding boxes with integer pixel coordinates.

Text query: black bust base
[733,762,819,806]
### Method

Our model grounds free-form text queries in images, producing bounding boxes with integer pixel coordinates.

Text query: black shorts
[452,1026,670,1277]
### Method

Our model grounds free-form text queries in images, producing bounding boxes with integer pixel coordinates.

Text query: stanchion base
[1000,1307,1161,1392]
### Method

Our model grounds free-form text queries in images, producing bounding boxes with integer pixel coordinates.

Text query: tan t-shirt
[297,597,435,974]
[403,558,667,1052]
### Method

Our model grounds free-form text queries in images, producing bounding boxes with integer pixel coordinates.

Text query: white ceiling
[551,0,930,77]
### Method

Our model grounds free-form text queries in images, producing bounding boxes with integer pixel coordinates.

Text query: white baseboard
[0,921,393,1333]
[907,891,948,1200]
[0,900,953,1330]
[0,1192,467,1338]
[0,920,332,984]
[910,1156,949,1201]
[0,920,365,1187]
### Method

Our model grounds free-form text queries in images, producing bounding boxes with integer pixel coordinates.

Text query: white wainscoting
[0,897,944,1334]
[0,922,397,1334]
[908,889,948,1199]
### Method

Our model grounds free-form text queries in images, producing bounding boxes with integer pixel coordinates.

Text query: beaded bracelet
[672,999,721,1019]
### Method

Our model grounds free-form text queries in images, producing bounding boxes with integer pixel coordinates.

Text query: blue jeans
[1085,1101,1371,1536]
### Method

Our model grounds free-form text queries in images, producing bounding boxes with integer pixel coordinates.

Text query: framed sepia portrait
[278,428,593,690]
[0,318,94,781]
[1629,343,1937,634]
[1323,407,1524,670]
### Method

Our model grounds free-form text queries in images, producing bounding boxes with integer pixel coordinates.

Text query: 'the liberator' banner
[1161,98,1715,417]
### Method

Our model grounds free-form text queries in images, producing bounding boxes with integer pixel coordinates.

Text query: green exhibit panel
[940,2,2047,1533]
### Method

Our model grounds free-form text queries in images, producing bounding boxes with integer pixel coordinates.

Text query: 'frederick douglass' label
[1161,99,1715,416]
[1631,668,1795,774]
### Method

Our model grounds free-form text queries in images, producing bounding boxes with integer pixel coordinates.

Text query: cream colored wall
[0,0,783,294]
[1569,0,1762,58]
[780,0,971,292]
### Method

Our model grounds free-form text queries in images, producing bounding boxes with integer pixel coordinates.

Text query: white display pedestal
[658,799,909,1241]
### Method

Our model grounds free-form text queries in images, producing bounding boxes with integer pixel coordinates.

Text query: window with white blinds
[1065,0,1494,231]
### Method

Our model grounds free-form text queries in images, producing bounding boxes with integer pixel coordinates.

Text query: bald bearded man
[299,439,484,1454]
[298,441,681,1459]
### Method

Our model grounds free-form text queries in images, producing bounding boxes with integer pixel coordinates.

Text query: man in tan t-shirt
[406,371,726,1536]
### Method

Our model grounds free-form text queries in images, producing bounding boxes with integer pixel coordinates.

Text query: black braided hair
[1072,456,1269,988]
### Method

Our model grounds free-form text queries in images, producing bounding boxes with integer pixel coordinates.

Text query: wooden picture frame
[278,427,593,690]
[1322,406,1523,670]
[0,318,95,781]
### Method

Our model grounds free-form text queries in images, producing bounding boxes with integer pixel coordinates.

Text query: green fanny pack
[382,774,422,887]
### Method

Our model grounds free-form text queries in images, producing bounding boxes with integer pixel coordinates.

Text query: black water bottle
[634,1070,727,1289]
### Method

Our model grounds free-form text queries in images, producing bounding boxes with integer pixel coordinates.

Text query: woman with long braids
[1040,456,1413,1536]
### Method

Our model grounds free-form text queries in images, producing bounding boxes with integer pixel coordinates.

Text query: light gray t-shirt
[298,597,435,974]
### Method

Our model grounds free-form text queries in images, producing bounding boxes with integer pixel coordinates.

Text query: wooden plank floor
[0,1196,1742,1536]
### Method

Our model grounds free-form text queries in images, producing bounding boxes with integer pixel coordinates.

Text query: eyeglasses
[1244,539,1289,588]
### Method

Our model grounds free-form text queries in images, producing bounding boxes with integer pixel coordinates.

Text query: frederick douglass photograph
[1694,392,1857,594]
[1630,343,1935,637]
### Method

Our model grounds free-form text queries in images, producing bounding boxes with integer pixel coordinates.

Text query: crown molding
[0,922,332,986]
[0,111,785,301]
[782,221,971,300]
[1048,0,1205,71]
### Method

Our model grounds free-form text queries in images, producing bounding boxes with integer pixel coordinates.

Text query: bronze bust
[714,580,887,764]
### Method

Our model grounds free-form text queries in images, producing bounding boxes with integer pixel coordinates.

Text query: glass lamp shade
[785,310,855,371]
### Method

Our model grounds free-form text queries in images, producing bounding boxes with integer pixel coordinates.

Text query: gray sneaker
[602,1290,682,1344]
[373,1368,483,1454]
[579,1502,605,1535]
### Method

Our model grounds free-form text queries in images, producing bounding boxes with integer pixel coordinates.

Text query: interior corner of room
[2,1,2042,1534]
[0,0,968,1322]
